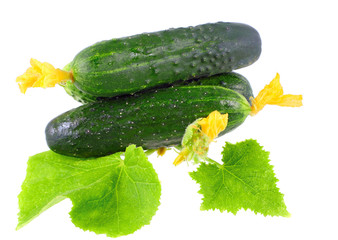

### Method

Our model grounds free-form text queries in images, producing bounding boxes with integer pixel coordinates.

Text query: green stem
[204,157,223,168]
[144,149,157,156]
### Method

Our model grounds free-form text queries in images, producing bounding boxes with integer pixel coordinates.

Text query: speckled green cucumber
[183,72,254,104]
[67,22,261,98]
[45,85,251,158]
[63,72,254,104]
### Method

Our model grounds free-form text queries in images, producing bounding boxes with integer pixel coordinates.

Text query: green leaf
[190,139,290,217]
[17,145,161,237]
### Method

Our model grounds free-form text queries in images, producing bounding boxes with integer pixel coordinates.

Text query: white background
[1,0,337,239]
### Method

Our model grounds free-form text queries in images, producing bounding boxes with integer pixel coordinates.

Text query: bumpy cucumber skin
[183,72,254,104]
[64,72,254,104]
[46,86,251,158]
[70,22,261,97]
[63,81,97,104]
[62,63,98,103]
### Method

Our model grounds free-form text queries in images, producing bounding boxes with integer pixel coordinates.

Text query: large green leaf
[190,139,290,217]
[17,145,161,237]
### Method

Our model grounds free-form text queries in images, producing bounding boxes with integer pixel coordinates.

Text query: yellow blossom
[250,73,303,116]
[174,111,228,166]
[173,148,189,166]
[16,58,72,93]
[198,111,228,142]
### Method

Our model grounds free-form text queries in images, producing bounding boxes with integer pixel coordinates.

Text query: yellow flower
[173,148,189,166]
[250,73,303,116]
[198,111,228,142]
[174,111,228,166]
[16,58,72,93]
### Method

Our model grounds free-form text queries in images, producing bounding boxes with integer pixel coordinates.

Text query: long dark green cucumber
[68,22,261,97]
[46,86,250,157]
[63,72,254,104]
[46,86,251,158]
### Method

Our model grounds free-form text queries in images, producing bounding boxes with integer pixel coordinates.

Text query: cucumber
[45,85,251,158]
[67,22,261,98]
[63,72,254,104]
[183,72,254,104]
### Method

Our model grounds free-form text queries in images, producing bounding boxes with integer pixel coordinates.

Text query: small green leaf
[190,139,290,217]
[17,145,161,237]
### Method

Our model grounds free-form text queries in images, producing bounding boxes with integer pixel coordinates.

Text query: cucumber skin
[63,72,254,104]
[183,72,254,104]
[69,22,261,97]
[46,86,251,158]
